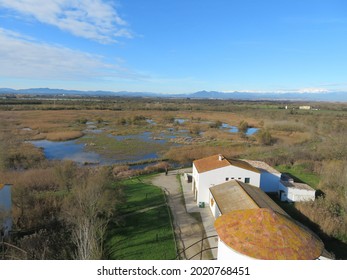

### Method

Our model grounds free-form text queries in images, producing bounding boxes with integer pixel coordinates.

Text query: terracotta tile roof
[193,154,260,174]
[214,208,324,260]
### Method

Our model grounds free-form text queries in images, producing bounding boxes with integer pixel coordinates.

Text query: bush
[256,129,274,145]
[238,120,249,133]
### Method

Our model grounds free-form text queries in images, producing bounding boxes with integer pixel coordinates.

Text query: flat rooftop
[281,180,315,191]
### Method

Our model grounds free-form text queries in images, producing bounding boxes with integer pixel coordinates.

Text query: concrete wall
[279,182,315,202]
[259,172,281,192]
[193,165,261,205]
[217,238,252,260]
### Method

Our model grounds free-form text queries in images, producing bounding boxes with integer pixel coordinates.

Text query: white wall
[259,172,281,192]
[209,192,221,219]
[217,238,252,260]
[279,182,315,202]
[194,165,260,205]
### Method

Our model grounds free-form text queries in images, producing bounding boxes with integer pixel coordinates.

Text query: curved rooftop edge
[214,208,324,260]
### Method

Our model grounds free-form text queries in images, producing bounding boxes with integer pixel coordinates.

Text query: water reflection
[29,140,102,164]
[220,123,259,135]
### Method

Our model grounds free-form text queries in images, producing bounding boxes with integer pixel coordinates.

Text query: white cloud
[0,0,132,43]
[222,88,330,94]
[0,27,142,80]
[296,88,329,94]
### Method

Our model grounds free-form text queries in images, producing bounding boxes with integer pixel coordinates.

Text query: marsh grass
[46,131,84,141]
[78,133,169,161]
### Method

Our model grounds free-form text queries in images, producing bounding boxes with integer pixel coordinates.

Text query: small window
[238,177,241,180]
[245,178,250,184]
[225,177,229,181]
[231,177,234,180]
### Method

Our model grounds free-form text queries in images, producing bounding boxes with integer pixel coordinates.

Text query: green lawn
[105,177,176,260]
[275,164,320,188]
[117,177,165,214]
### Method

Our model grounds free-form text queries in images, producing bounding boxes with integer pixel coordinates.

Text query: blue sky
[0,0,347,94]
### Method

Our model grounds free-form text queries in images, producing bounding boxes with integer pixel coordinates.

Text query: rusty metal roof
[214,208,324,260]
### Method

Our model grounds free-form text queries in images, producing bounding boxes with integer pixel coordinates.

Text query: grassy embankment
[105,176,176,260]
[275,164,320,188]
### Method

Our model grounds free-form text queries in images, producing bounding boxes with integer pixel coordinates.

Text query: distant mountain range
[0,88,346,102]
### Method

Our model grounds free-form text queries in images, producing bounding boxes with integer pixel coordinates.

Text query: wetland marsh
[1,97,346,259]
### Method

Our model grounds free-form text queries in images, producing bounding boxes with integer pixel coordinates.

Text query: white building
[192,155,261,206]
[242,160,281,192]
[192,154,315,205]
[299,105,311,110]
[279,180,316,202]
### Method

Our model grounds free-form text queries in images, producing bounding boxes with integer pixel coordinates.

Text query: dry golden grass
[273,131,312,145]
[46,131,84,141]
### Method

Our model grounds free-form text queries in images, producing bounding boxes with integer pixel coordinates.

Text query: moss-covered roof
[214,208,324,260]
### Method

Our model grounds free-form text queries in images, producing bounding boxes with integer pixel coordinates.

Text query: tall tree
[63,167,118,259]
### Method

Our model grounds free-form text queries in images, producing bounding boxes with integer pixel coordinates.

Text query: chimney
[218,154,224,161]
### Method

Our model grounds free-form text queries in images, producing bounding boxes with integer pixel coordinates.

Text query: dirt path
[148,169,212,260]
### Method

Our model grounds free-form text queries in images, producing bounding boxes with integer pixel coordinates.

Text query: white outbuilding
[279,180,316,202]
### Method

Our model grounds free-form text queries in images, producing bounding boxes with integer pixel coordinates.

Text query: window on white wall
[225,177,229,181]
[245,178,250,184]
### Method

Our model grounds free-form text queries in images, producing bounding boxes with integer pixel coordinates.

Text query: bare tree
[63,167,118,259]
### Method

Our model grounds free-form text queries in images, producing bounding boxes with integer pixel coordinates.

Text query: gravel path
[148,169,215,260]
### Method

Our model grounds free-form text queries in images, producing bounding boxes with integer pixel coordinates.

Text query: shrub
[256,129,274,145]
[238,120,249,133]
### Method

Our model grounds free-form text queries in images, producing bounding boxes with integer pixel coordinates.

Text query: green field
[105,177,176,260]
[275,164,320,188]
